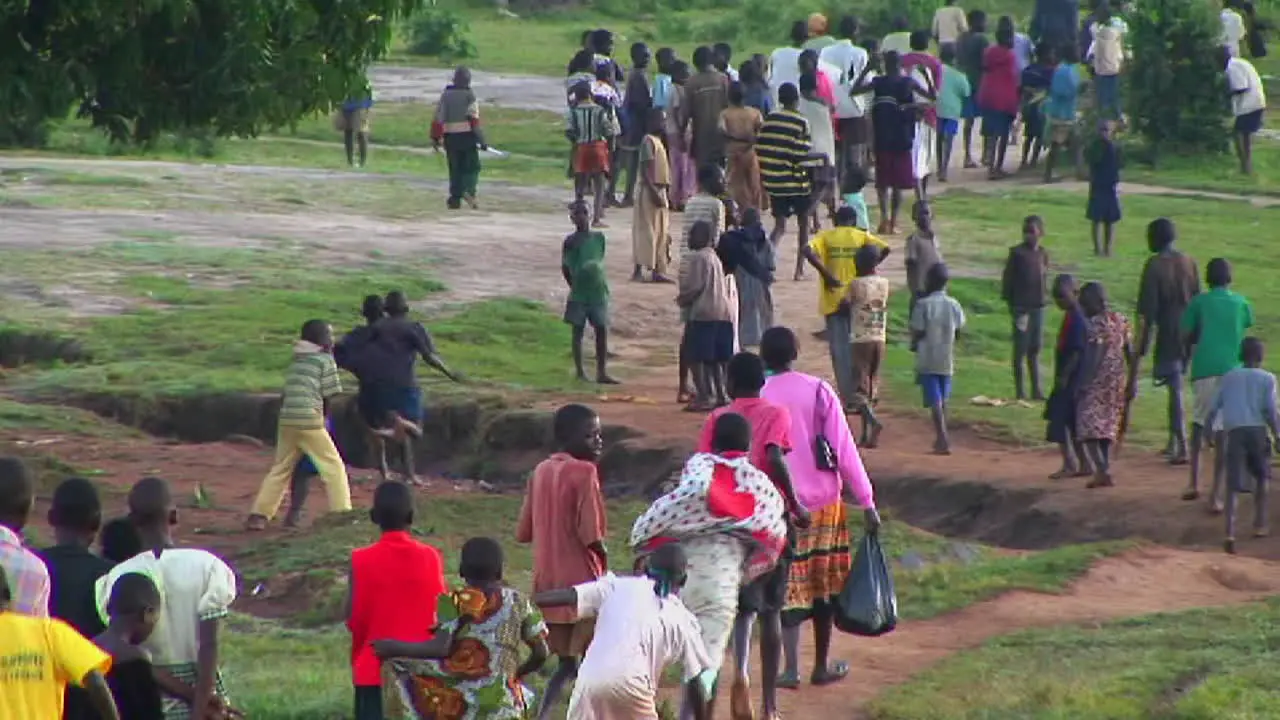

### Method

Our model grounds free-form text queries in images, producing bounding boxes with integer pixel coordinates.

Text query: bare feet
[865,423,883,449]
[244,514,268,531]
[1086,472,1114,488]
[1181,489,1200,501]
[596,374,620,385]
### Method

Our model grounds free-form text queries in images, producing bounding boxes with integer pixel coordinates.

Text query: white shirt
[821,40,870,118]
[568,575,714,714]
[769,47,803,102]
[932,6,969,45]
[1087,17,1129,75]
[1226,57,1266,116]
[1222,8,1246,56]
[799,97,836,162]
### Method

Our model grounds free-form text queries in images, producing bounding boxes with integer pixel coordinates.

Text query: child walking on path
[94,573,165,720]
[1076,282,1133,489]
[517,404,609,719]
[1001,215,1049,401]
[911,263,967,454]
[1045,274,1092,479]
[346,482,446,720]
[246,320,351,531]
[846,244,891,446]
[563,201,619,384]
[431,67,486,210]
[1086,120,1122,256]
[936,44,972,182]
[1205,337,1278,554]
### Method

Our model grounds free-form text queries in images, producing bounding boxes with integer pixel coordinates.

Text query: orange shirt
[517,453,608,624]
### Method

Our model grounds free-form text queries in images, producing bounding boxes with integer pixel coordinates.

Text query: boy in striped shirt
[567,83,620,228]
[246,319,353,530]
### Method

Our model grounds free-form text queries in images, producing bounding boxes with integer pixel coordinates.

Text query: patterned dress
[1076,310,1131,442]
[387,586,548,720]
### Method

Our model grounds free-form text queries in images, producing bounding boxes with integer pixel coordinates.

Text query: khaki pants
[251,425,351,518]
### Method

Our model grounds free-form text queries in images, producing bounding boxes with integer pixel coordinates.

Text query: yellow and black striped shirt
[757,109,813,198]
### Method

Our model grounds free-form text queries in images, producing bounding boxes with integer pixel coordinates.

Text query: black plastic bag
[834,532,898,637]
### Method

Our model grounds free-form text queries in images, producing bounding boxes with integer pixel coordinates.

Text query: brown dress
[686,70,729,168]
[719,106,766,211]
[1077,310,1131,441]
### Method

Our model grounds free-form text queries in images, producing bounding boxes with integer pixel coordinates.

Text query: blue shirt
[342,97,374,112]
[1208,367,1279,432]
[653,74,673,109]
[1014,34,1033,74]
[1045,63,1080,121]
[842,192,870,230]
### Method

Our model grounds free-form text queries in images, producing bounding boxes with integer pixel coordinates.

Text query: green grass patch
[867,596,1280,719]
[0,397,138,438]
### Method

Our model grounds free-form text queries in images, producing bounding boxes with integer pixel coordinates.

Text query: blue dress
[1086,139,1121,223]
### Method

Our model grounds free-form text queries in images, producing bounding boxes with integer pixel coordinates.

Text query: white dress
[798,97,836,164]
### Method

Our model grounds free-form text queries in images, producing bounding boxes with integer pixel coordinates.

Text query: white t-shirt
[769,47,803,101]
[1221,8,1246,56]
[1087,17,1129,75]
[1226,57,1266,116]
[568,575,714,714]
[932,6,969,45]
[821,40,870,118]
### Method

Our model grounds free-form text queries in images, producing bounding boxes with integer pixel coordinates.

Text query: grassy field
[867,596,1280,719]
[217,492,1128,718]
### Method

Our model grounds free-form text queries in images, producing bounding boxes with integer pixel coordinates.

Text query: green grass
[872,188,1279,449]
[867,597,1280,720]
[0,397,138,437]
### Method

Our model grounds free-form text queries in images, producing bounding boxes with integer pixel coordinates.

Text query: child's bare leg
[592,173,609,225]
[712,362,728,406]
[1103,222,1115,257]
[678,326,693,402]
[780,623,801,686]
[284,464,312,527]
[930,402,950,454]
[538,657,578,720]
[1084,440,1113,487]
[594,323,618,384]
[939,134,954,181]
[401,436,422,486]
[1186,423,1205,499]
[1210,430,1227,511]
[571,324,589,381]
[1092,222,1103,256]
[963,119,977,166]
[875,187,890,232]
[1168,384,1188,463]
[794,207,810,280]
[356,132,369,167]
[574,172,587,203]
[769,214,787,246]
[689,363,713,409]
[343,129,356,166]
[730,611,755,719]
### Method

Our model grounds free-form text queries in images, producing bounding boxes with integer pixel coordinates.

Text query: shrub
[1126,0,1230,161]
[403,6,479,60]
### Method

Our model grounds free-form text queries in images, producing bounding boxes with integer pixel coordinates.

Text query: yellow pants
[250,425,352,518]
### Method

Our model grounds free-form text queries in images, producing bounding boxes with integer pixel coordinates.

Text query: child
[0,457,49,617]
[933,0,970,47]
[562,200,618,385]
[1043,46,1084,183]
[936,43,972,182]
[911,263,967,454]
[375,538,550,720]
[245,319,352,531]
[1045,274,1092,478]
[346,481,445,720]
[1224,48,1266,175]
[677,221,735,411]
[99,517,143,565]
[94,572,165,720]
[846,244,890,446]
[1087,1,1127,121]
[840,163,871,230]
[667,61,696,210]
[716,208,776,348]
[533,543,714,720]
[1019,42,1055,168]
[904,200,942,320]
[431,66,486,210]
[1205,338,1278,553]
[97,477,238,720]
[633,108,673,283]
[517,404,609,719]
[1086,120,1121,257]
[978,20,1019,178]
[567,82,620,227]
[653,47,676,110]
[0,570,119,720]
[682,164,728,252]
[613,42,652,206]
[1001,215,1049,400]
[1181,258,1254,508]
[956,10,990,167]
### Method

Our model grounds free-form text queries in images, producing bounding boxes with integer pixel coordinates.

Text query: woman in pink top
[977,21,1020,179]
[758,326,880,690]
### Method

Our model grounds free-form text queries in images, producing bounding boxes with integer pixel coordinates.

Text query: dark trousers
[443,131,481,203]
[355,685,384,720]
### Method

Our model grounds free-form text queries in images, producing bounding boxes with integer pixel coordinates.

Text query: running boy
[1001,215,1049,401]
[563,200,619,384]
[246,319,351,531]
[1205,337,1278,553]
[911,263,967,454]
[517,403,609,720]
[567,83,620,227]
[678,220,735,411]
[936,43,972,181]
[347,482,446,720]
[94,573,165,720]
[846,244,890,446]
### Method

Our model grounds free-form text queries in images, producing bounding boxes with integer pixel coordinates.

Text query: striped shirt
[0,525,50,616]
[757,109,812,198]
[279,341,342,428]
[681,194,726,252]
[566,101,619,145]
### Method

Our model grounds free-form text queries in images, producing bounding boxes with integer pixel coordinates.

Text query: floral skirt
[386,659,530,720]
[781,500,851,626]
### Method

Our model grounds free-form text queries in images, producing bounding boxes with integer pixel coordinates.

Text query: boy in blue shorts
[936,43,972,181]
[911,263,966,454]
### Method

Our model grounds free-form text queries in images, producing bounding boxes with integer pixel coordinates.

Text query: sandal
[811,661,850,686]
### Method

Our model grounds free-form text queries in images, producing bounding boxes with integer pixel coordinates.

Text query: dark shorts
[874,150,914,190]
[940,118,960,137]
[982,110,1016,138]
[769,193,812,219]
[564,300,609,330]
[1227,425,1271,493]
[1044,386,1078,444]
[837,117,870,145]
[738,554,790,614]
[357,382,424,429]
[1094,74,1121,117]
[1011,306,1045,354]
[685,320,735,363]
[354,686,383,720]
[1235,109,1264,136]
[918,373,952,408]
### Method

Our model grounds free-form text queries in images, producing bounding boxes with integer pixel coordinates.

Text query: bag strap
[811,378,826,434]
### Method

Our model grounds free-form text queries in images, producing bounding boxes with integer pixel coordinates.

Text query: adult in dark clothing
[612,42,654,207]
[1031,0,1080,49]
[1045,274,1092,478]
[687,45,730,170]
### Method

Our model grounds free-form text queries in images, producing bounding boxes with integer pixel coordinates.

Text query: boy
[904,200,942,320]
[846,244,890,446]
[1001,215,1049,401]
[677,221,735,410]
[534,543,714,720]
[683,164,728,252]
[246,319,352,531]
[517,403,609,719]
[695,353,808,720]
[1224,47,1266,175]
[1019,42,1055,169]
[1181,258,1254,508]
[911,263,967,454]
[567,82,620,227]
[936,43,972,182]
[0,570,119,720]
[0,456,49,616]
[613,42,653,208]
[94,572,164,720]
[562,200,618,385]
[802,206,890,410]
[1043,45,1084,183]
[346,481,446,720]
[956,10,990,167]
[1205,338,1278,554]
[933,0,970,47]
[1134,218,1199,465]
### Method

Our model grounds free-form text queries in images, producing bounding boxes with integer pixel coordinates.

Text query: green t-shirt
[563,231,610,307]
[1180,287,1254,380]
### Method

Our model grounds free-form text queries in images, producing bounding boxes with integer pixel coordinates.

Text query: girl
[95,573,166,720]
[1044,274,1092,479]
[719,82,766,213]
[376,538,551,720]
[1086,120,1121,257]
[632,108,673,283]
[1076,282,1133,489]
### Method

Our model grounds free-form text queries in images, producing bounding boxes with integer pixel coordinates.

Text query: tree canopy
[0,0,423,146]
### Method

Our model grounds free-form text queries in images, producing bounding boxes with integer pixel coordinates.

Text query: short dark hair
[696,164,722,192]
[553,403,598,445]
[799,72,817,93]
[790,20,809,45]
[1052,273,1078,300]
[760,326,799,371]
[910,30,931,51]
[688,220,714,249]
[738,60,760,84]
[940,43,958,63]
[1024,215,1044,233]
[127,476,173,527]
[726,352,766,395]
[300,319,330,345]
[589,28,612,53]
[834,206,858,227]
[361,294,384,325]
[107,572,161,616]
[924,262,951,294]
[1079,281,1109,312]
[1206,257,1232,287]
[798,49,818,68]
[1147,217,1176,251]
[838,15,859,38]
[968,9,987,30]
[594,63,612,81]
[842,164,867,194]
[0,457,33,526]
[713,42,732,60]
[711,412,752,453]
[568,49,594,75]
[728,81,744,105]
[371,481,414,531]
[458,536,504,585]
[855,243,882,274]
[692,45,713,68]
[100,517,143,564]
[778,82,800,106]
[49,477,102,532]
[1241,336,1265,364]
[385,290,410,316]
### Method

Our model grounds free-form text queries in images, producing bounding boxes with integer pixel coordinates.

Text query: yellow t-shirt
[0,613,111,720]
[808,227,889,316]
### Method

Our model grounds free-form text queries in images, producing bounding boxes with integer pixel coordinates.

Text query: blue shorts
[684,320,735,363]
[961,95,980,120]
[918,374,952,408]
[357,382,424,428]
[940,118,960,138]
